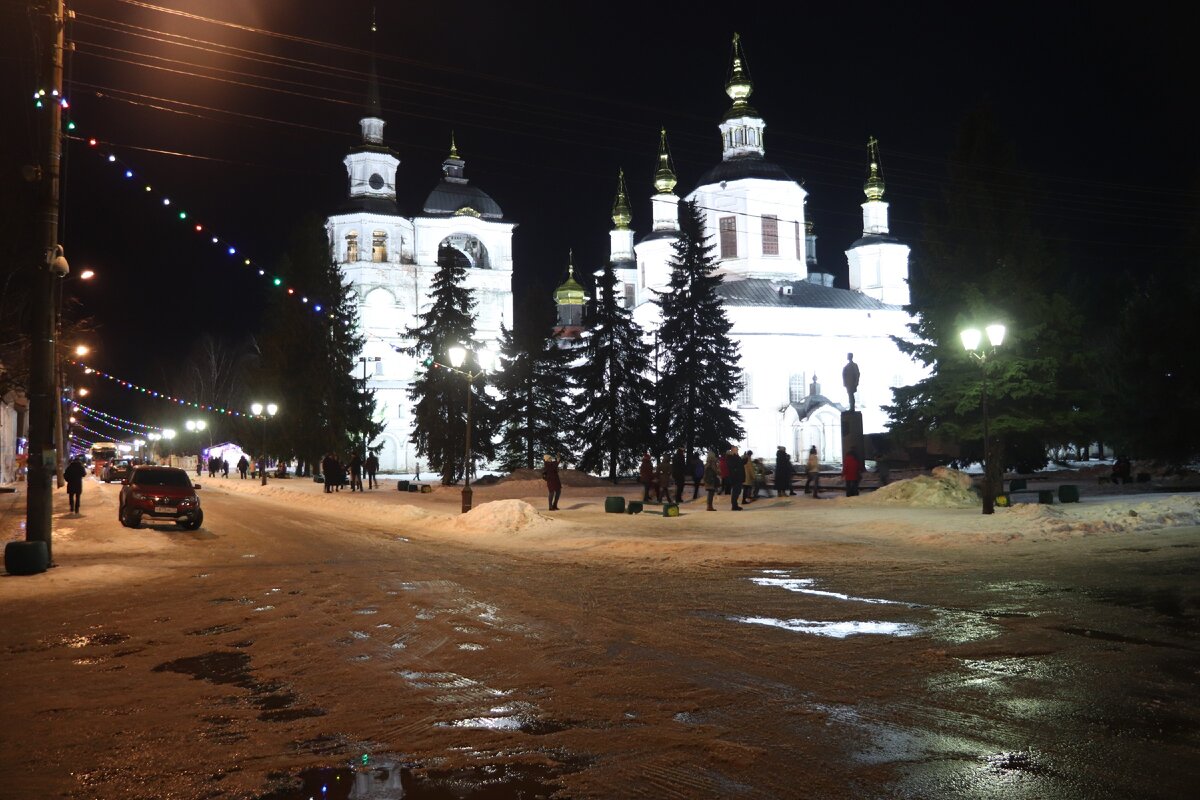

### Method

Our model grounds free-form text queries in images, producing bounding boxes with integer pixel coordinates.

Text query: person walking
[321,453,336,493]
[671,447,687,503]
[413,461,422,481]
[656,455,672,503]
[805,446,822,498]
[689,450,703,500]
[542,454,562,511]
[195,458,202,477]
[775,446,795,496]
[236,455,249,479]
[843,448,864,497]
[221,459,230,478]
[727,446,745,510]
[703,449,720,511]
[639,453,655,502]
[719,450,731,496]
[64,456,87,514]
[349,452,364,492]
[365,453,379,489]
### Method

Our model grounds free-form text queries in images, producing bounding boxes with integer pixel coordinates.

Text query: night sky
[2,0,1192,431]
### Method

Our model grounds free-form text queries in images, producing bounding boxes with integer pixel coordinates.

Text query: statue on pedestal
[842,353,860,412]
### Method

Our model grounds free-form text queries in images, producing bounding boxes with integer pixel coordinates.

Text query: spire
[359,11,384,144]
[724,33,756,120]
[442,132,466,182]
[653,128,677,195]
[612,168,632,230]
[554,250,587,306]
[864,136,885,201]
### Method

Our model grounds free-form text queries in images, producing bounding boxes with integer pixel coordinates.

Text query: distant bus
[90,442,118,467]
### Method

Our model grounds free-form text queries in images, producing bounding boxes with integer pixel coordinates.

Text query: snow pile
[447,499,553,535]
[859,467,980,508]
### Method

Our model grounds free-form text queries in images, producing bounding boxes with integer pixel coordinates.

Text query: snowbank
[858,467,980,508]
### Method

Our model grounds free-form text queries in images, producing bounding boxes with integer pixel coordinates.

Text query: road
[1,477,1198,799]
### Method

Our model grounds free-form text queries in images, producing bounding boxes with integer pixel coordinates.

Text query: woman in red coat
[842,448,864,497]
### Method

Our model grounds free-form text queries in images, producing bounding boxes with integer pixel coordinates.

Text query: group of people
[320,452,379,493]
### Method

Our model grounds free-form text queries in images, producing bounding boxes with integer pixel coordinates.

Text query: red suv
[119,466,204,530]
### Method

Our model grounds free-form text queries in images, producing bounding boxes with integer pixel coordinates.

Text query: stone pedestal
[841,411,865,464]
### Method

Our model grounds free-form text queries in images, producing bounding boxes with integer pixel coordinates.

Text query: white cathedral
[330,35,924,473]
[562,34,926,464]
[326,72,513,473]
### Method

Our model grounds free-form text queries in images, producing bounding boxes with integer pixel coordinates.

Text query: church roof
[422,181,503,219]
[695,156,795,189]
[638,229,680,244]
[716,278,900,310]
[848,233,904,249]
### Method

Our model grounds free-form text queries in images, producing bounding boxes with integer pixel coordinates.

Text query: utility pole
[25,0,68,568]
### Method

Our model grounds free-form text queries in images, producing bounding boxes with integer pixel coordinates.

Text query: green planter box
[1038,489,1055,505]
[1009,478,1027,492]
[1058,484,1080,503]
[627,500,643,514]
[604,496,626,513]
[995,492,1012,507]
[397,480,409,492]
[662,503,680,517]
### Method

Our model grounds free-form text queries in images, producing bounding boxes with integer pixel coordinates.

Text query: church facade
[587,35,925,464]
[327,85,513,472]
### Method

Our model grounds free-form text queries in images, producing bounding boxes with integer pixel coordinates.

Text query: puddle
[257,755,585,800]
[458,643,485,651]
[749,573,915,606]
[187,624,242,636]
[153,651,325,721]
[62,632,130,648]
[354,608,379,615]
[733,615,919,638]
[1054,626,1186,649]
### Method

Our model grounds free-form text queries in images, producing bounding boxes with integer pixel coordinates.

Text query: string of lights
[74,421,136,442]
[69,409,154,438]
[71,401,163,433]
[70,360,262,418]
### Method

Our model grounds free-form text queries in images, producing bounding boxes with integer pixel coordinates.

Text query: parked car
[118,466,203,530]
[101,459,131,483]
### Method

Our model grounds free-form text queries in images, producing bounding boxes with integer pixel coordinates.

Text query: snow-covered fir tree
[405,246,496,484]
[572,260,654,481]
[492,325,577,471]
[655,199,744,453]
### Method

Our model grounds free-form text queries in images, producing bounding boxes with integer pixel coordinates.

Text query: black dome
[695,156,795,189]
[422,180,503,219]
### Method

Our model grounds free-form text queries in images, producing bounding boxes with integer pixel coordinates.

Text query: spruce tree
[655,199,744,453]
[572,260,654,481]
[492,324,577,471]
[406,246,496,484]
[250,215,379,472]
[888,109,1100,477]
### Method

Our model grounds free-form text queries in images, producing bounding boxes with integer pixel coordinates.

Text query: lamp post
[186,419,208,474]
[446,344,498,513]
[357,356,381,454]
[250,403,278,485]
[961,323,1006,515]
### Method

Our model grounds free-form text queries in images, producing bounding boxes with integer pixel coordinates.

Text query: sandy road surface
[1,476,1198,799]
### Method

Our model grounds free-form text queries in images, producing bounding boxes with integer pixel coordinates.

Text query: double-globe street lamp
[961,323,1006,515]
[250,403,278,485]
[185,419,209,473]
[446,344,499,514]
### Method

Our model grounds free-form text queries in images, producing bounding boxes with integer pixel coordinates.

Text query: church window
[346,232,359,262]
[372,230,388,262]
[737,370,754,407]
[735,128,745,146]
[789,373,806,404]
[375,359,385,376]
[762,215,779,256]
[795,221,803,260]
[719,216,737,259]
[624,283,635,308]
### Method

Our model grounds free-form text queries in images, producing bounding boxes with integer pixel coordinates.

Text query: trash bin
[604,496,626,513]
[397,480,409,492]
[627,500,643,514]
[1038,489,1055,504]
[1058,484,1080,503]
[662,503,680,517]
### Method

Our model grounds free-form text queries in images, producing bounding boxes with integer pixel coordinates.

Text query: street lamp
[961,323,1006,515]
[446,344,499,513]
[250,402,278,485]
[186,419,209,473]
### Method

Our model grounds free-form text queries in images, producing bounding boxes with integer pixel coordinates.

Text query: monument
[841,353,866,469]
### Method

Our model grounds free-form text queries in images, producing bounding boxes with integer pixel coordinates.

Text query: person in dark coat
[689,450,703,500]
[64,457,87,513]
[365,453,379,489]
[774,446,794,496]
[349,453,364,492]
[726,446,745,510]
[671,447,687,503]
[639,453,655,502]
[843,448,864,497]
[542,454,562,511]
[321,453,336,493]
[236,455,249,479]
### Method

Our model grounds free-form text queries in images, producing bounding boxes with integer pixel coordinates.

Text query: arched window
[345,231,359,263]
[789,373,806,404]
[372,230,388,262]
[362,288,398,331]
